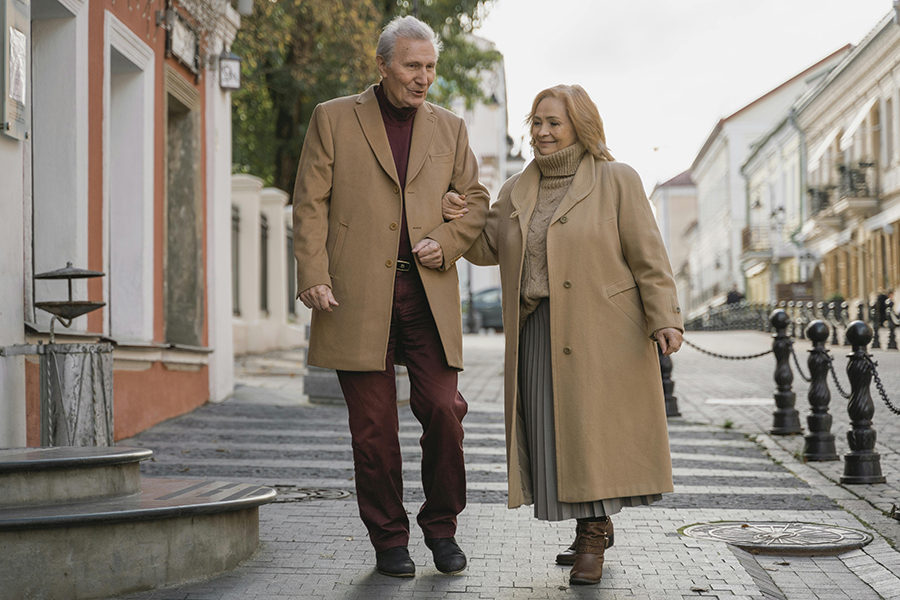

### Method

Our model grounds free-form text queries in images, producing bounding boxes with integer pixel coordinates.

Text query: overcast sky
[477,0,894,193]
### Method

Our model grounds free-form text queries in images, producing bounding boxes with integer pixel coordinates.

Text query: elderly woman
[444,85,683,585]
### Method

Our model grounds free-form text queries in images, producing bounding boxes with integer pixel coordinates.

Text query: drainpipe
[788,110,807,224]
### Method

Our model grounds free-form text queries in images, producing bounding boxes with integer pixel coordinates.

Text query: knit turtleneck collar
[534,142,585,178]
[375,83,417,122]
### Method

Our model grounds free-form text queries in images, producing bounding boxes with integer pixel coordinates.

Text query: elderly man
[292,16,489,578]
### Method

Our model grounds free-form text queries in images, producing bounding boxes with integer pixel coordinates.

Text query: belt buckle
[396,260,411,272]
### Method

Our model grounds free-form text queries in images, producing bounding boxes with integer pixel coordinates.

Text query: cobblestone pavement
[114,330,900,599]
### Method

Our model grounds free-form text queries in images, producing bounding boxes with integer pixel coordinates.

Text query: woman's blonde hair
[527,85,614,161]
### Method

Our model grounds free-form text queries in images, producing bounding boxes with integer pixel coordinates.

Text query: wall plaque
[1,0,30,141]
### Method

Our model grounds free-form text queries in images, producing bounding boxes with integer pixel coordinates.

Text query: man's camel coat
[293,86,489,372]
[465,154,683,507]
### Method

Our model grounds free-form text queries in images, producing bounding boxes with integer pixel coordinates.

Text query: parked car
[462,287,503,332]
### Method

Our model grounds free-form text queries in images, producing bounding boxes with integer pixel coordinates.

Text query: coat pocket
[429,151,455,163]
[327,222,349,278]
[606,276,647,334]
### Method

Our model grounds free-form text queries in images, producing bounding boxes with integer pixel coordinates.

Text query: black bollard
[802,321,839,461]
[887,299,897,351]
[770,309,802,435]
[829,302,841,346]
[787,302,796,338]
[871,303,882,350]
[842,302,852,346]
[840,321,886,484]
[658,344,680,417]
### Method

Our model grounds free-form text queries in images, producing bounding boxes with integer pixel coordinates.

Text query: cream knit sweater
[519,142,586,329]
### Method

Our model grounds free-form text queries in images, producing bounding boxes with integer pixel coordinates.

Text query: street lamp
[218,48,242,91]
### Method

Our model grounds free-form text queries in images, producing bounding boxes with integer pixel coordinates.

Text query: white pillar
[0,136,27,446]
[231,175,263,355]
[206,6,240,402]
[261,187,289,350]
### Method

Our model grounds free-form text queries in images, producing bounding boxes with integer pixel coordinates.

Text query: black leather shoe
[375,546,415,578]
[425,537,467,574]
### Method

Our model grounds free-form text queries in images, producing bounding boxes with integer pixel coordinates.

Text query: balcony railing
[807,186,834,217]
[837,162,875,199]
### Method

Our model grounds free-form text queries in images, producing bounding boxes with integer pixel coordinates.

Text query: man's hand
[412,239,444,269]
[300,285,339,312]
[442,191,467,221]
[655,327,683,356]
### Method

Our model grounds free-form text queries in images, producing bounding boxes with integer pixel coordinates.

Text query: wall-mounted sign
[163,8,199,77]
[2,0,30,141]
[171,17,197,70]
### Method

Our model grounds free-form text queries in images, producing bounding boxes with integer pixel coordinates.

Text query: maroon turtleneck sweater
[375,83,416,264]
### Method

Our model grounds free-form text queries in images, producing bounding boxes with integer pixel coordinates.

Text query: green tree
[231,0,499,193]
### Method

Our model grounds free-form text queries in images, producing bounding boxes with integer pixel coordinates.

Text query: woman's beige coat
[465,154,683,508]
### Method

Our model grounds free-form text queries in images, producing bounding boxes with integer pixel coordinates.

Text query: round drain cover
[682,521,872,556]
[272,486,352,503]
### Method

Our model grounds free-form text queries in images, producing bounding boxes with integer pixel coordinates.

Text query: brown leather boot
[556,516,613,565]
[568,518,610,585]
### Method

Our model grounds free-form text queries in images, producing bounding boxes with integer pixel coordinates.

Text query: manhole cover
[682,521,872,556]
[272,486,352,503]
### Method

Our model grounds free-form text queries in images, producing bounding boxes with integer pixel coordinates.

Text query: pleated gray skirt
[518,298,662,521]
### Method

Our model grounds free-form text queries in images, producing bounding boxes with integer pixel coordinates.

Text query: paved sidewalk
[113,331,900,599]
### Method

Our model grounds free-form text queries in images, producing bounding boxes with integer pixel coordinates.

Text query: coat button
[385,259,394,268]
[390,222,398,230]
[563,280,572,288]
[563,346,572,354]
[560,216,568,223]
[676,306,681,313]
[393,185,400,194]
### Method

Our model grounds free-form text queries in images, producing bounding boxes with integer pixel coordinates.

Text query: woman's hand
[655,328,683,356]
[442,191,468,221]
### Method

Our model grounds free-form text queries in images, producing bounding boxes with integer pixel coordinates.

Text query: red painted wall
[25,0,214,444]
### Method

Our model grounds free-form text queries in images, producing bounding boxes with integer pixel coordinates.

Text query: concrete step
[0,446,151,507]
[0,476,276,600]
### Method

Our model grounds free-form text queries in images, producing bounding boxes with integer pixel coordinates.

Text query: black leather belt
[396,260,411,272]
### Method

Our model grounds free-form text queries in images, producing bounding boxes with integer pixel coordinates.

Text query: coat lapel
[405,102,436,186]
[354,86,400,187]
[510,161,541,242]
[551,153,597,224]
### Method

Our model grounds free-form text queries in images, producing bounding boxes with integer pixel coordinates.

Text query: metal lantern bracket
[218,47,242,91]
[33,262,106,343]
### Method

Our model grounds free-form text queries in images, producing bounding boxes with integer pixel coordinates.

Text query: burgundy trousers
[336,268,468,551]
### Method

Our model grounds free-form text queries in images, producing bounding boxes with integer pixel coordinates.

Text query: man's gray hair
[376,15,442,66]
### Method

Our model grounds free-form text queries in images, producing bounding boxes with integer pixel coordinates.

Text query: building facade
[687,47,850,316]
[740,115,811,303]
[0,0,241,446]
[649,170,696,316]
[798,13,900,305]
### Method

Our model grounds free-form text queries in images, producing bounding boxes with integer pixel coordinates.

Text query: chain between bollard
[682,338,774,360]
[865,355,900,415]
[789,341,811,382]
[826,356,852,400]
